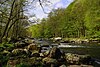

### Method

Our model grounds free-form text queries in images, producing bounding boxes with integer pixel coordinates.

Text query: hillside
[66,0,100,38]
[29,0,100,39]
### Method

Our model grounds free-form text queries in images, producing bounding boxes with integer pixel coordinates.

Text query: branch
[39,0,48,14]
[6,18,26,39]
[1,0,16,40]
[9,9,26,21]
[0,0,9,5]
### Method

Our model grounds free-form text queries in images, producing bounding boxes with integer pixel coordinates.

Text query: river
[35,39,100,66]
[35,39,100,58]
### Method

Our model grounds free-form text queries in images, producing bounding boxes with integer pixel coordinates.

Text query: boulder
[54,37,62,41]
[65,53,92,64]
[24,38,34,44]
[31,50,40,57]
[27,43,37,51]
[48,47,62,59]
[65,53,80,64]
[60,64,67,67]
[39,50,50,57]
[43,50,50,57]
[14,41,26,48]
[81,39,89,44]
[12,48,28,56]
[28,57,43,66]
[40,53,44,57]
[42,57,57,66]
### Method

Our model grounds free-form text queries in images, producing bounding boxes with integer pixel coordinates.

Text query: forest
[29,0,100,39]
[0,0,100,67]
[0,0,100,42]
[0,0,30,43]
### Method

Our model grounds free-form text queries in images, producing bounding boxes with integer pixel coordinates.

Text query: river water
[35,39,100,65]
[36,39,100,56]
[59,43,100,59]
[59,43,100,67]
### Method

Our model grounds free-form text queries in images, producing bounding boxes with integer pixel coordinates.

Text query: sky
[25,0,73,21]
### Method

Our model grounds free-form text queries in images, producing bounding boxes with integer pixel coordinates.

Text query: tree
[29,0,100,39]
[0,0,29,42]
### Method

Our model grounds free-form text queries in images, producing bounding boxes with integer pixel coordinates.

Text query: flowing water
[35,39,100,66]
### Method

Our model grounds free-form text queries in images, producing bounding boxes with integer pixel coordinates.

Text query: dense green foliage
[29,0,100,38]
[0,0,30,42]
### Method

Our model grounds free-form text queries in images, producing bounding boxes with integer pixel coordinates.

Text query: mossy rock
[12,49,29,56]
[31,50,40,57]
[43,50,50,57]
[26,57,43,66]
[14,41,26,48]
[65,53,80,64]
[48,47,62,59]
[42,57,57,64]
[65,53,92,64]
[24,39,34,44]
[42,57,58,67]
[27,43,37,51]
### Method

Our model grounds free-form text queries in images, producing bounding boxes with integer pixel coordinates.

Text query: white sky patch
[26,0,61,19]
[33,0,61,19]
[54,2,63,9]
[34,6,48,19]
[25,0,73,20]
[49,0,60,4]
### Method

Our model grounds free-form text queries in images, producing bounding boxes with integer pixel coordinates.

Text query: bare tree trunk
[0,0,16,42]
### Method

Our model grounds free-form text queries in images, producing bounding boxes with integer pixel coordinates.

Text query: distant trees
[29,0,100,39]
[1,0,99,41]
[0,0,54,42]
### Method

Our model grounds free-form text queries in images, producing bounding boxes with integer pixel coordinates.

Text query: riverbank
[52,37,100,45]
[0,38,100,67]
[0,44,95,67]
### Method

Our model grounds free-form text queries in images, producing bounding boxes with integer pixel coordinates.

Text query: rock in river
[27,43,37,51]
[65,53,92,65]
[48,46,62,59]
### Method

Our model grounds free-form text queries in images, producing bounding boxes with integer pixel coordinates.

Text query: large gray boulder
[65,53,80,64]
[65,53,92,64]
[48,47,62,59]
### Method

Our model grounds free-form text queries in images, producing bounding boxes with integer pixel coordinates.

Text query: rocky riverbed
[0,38,99,67]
